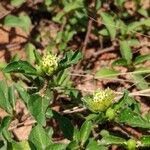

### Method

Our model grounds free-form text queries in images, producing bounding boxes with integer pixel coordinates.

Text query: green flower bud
[38,53,58,76]
[127,139,136,150]
[82,88,115,113]
[105,108,115,120]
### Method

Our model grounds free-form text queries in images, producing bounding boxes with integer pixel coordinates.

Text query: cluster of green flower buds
[83,88,115,113]
[37,52,58,76]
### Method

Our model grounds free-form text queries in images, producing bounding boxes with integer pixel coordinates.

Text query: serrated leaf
[117,108,150,128]
[134,54,150,65]
[100,134,126,146]
[113,91,140,114]
[80,121,92,146]
[132,74,149,90]
[28,94,50,126]
[119,40,132,64]
[3,60,37,75]
[29,124,51,150]
[0,81,12,114]
[96,68,119,78]
[4,15,31,32]
[100,12,116,39]
[112,58,128,67]
[10,0,25,7]
[15,82,30,104]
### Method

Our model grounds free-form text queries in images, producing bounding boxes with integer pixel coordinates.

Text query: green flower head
[38,52,58,76]
[82,88,115,113]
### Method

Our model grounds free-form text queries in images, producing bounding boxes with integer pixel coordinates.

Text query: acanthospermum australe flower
[82,88,115,113]
[37,52,58,76]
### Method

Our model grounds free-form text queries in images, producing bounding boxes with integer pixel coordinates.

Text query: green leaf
[25,43,36,64]
[0,116,12,132]
[59,51,82,69]
[127,19,150,33]
[100,12,116,39]
[28,94,49,126]
[127,21,142,32]
[134,54,150,65]
[64,1,83,12]
[3,60,37,75]
[73,127,80,143]
[140,135,150,147]
[98,28,109,36]
[55,70,71,87]
[53,111,74,140]
[95,0,101,10]
[11,141,31,150]
[119,40,132,65]
[86,139,108,150]
[132,74,149,90]
[15,82,30,104]
[115,0,125,7]
[11,53,20,62]
[96,68,119,78]
[142,18,150,26]
[46,108,53,119]
[2,128,12,142]
[138,8,148,17]
[127,39,140,47]
[66,141,79,150]
[4,15,31,32]
[145,110,150,122]
[117,108,150,128]
[29,124,51,150]
[45,143,67,150]
[116,19,127,35]
[80,121,92,146]
[44,0,52,6]
[70,51,82,64]
[10,0,25,7]
[100,134,126,146]
[33,50,41,65]
[8,85,16,109]
[52,12,65,23]
[0,81,12,114]
[134,67,150,74]
[113,91,140,114]
[112,58,128,67]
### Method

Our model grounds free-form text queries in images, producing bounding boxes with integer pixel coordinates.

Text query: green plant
[0,0,150,149]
